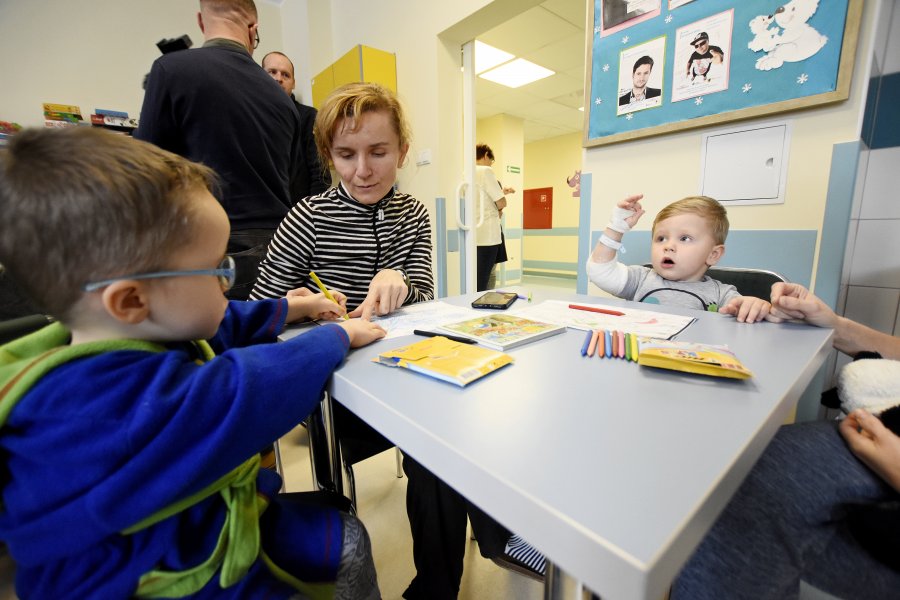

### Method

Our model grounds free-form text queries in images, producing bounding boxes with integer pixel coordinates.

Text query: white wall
[0,0,284,127]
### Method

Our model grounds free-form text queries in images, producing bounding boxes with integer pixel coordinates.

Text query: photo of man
[619,56,662,106]
[685,32,724,83]
[616,36,665,116]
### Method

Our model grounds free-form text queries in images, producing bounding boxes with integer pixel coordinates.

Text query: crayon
[605,330,613,358]
[624,333,632,362]
[587,330,599,356]
[597,329,605,357]
[569,304,625,317]
[580,329,592,356]
[309,270,349,320]
[630,333,639,362]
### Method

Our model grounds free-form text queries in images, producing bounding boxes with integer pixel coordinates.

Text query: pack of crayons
[579,329,638,362]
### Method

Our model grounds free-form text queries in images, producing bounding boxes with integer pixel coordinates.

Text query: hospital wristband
[599,234,623,251]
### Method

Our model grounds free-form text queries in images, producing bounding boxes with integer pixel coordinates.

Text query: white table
[287,291,833,599]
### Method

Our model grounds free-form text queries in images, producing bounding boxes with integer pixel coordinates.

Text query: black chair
[706,266,787,299]
[0,314,53,345]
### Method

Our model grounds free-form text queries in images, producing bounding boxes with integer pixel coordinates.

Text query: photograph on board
[671,10,734,103]
[616,36,666,116]
[668,0,696,9]
[599,0,661,37]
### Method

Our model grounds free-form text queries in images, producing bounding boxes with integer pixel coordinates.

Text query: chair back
[706,266,787,299]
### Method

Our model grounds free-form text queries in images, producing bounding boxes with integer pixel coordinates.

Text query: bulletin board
[584,0,863,147]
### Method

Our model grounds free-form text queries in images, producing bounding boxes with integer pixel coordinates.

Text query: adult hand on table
[348,268,409,320]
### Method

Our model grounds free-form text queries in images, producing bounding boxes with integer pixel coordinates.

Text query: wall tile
[884,0,900,75]
[860,147,900,219]
[840,219,857,285]
[851,148,868,220]
[849,219,900,287]
[844,284,900,334]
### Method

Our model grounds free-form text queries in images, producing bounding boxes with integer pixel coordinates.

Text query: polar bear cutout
[748,0,828,71]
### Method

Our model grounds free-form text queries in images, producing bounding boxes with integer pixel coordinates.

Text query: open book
[637,338,753,380]
[438,314,565,351]
[374,335,514,386]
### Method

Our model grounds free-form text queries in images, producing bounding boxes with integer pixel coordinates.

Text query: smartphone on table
[471,291,518,310]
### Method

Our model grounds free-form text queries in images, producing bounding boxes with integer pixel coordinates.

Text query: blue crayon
[580,329,592,356]
[604,330,613,358]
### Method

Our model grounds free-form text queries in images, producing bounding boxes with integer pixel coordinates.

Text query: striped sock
[503,534,546,575]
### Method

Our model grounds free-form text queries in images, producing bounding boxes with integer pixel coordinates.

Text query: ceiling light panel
[478,58,555,89]
[474,41,514,75]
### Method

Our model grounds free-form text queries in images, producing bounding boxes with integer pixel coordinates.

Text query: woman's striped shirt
[250,183,434,310]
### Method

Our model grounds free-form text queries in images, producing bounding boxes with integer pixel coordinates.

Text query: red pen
[568,304,625,317]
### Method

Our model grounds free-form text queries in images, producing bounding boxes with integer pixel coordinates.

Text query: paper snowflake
[595,97,602,105]
[797,73,809,84]
[626,113,634,120]
[622,36,629,44]
[695,96,704,105]
[665,14,673,23]
[742,83,752,93]
[594,25,602,35]
[602,64,610,72]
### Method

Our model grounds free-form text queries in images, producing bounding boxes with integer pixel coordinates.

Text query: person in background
[586,194,772,322]
[136,0,300,301]
[475,143,511,291]
[671,282,900,600]
[261,50,331,199]
[0,127,385,599]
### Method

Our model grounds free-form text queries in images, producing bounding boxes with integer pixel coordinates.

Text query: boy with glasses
[0,127,385,599]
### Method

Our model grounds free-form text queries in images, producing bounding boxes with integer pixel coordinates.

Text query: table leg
[544,562,595,600]
[306,391,343,494]
[321,390,343,496]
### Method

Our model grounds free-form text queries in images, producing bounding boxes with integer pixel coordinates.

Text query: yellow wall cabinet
[311,45,397,108]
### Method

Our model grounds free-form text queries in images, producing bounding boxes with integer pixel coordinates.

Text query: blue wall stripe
[503,227,523,240]
[458,198,467,293]
[816,142,860,310]
[524,227,580,237]
[577,173,592,294]
[589,229,817,288]
[435,197,447,299]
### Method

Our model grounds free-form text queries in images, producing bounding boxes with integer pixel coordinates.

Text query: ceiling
[476,0,587,144]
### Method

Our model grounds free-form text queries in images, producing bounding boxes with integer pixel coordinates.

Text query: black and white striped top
[250,183,434,310]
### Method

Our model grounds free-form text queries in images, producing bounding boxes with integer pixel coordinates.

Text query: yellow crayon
[308,271,348,320]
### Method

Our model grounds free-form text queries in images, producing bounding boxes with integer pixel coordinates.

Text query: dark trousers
[476,244,502,292]
[226,228,275,301]
[402,454,510,600]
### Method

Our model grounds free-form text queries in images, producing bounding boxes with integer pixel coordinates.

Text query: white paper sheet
[510,299,695,339]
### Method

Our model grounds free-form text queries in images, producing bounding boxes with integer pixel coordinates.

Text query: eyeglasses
[83,255,236,292]
[252,24,260,49]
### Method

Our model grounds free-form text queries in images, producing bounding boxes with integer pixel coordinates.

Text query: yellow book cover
[637,338,753,380]
[374,336,514,386]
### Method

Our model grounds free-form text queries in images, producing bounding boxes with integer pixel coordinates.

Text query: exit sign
[506,165,521,174]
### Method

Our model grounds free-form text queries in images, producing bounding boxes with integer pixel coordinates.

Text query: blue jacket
[0,300,349,598]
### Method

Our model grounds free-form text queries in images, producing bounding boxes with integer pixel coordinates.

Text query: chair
[0,314,53,345]
[306,394,402,513]
[705,266,787,299]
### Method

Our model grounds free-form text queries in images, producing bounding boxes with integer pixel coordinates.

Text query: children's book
[373,335,514,386]
[637,338,753,380]
[438,314,565,351]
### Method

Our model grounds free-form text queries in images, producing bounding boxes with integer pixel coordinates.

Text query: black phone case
[471,293,517,310]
